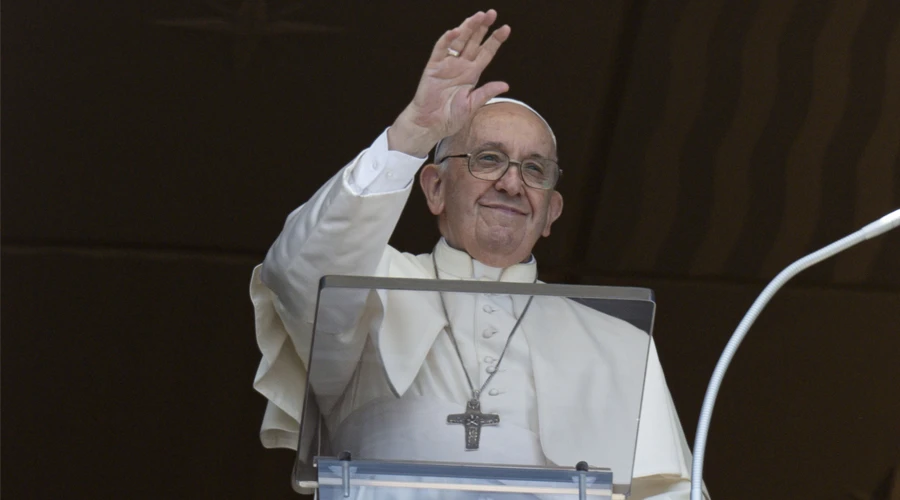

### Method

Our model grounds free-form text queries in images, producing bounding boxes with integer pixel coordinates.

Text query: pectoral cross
[447,398,499,450]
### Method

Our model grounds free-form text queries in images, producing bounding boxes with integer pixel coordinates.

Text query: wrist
[387,108,440,158]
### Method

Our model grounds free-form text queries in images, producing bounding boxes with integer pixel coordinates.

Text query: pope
[250,10,708,500]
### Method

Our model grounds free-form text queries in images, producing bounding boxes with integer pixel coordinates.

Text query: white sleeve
[252,127,422,452]
[347,127,429,195]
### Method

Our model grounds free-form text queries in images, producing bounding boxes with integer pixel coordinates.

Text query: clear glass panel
[295,276,654,497]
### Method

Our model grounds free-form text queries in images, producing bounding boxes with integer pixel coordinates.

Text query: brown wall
[3,1,899,498]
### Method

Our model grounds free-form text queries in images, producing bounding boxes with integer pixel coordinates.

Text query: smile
[480,203,527,216]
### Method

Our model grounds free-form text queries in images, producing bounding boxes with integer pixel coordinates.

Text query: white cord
[690,208,900,500]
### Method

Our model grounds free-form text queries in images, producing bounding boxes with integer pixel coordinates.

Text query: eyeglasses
[436,150,562,190]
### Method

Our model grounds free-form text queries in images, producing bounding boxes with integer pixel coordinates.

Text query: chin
[472,231,530,265]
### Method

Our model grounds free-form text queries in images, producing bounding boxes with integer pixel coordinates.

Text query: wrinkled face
[420,103,563,268]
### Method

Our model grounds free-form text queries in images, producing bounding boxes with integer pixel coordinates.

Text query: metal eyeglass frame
[436,151,563,190]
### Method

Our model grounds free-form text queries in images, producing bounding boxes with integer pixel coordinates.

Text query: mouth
[480,203,528,216]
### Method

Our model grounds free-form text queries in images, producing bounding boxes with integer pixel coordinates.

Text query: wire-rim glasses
[437,150,562,190]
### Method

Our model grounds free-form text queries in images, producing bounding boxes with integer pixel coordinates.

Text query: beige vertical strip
[760,0,870,277]
[833,20,900,283]
[621,0,722,271]
[690,0,798,276]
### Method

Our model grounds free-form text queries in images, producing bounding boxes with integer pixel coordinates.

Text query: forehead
[465,103,555,158]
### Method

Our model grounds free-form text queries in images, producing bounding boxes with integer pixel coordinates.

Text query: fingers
[429,29,461,62]
[461,10,497,59]
[470,81,510,109]
[446,11,489,58]
[474,24,511,71]
[431,10,506,63]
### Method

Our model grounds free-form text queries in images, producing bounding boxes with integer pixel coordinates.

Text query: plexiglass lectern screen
[294,276,655,498]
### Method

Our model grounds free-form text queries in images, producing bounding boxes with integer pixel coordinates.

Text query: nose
[493,164,525,195]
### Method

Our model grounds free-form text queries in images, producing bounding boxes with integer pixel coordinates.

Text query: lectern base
[310,455,616,500]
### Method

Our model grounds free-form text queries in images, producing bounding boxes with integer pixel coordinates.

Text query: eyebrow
[473,141,554,160]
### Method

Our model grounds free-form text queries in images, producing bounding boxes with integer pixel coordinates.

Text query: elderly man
[250,10,705,499]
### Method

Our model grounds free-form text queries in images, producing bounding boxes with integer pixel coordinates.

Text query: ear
[541,191,564,237]
[419,163,445,216]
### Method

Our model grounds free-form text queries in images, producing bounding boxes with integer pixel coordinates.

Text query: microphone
[690,208,900,500]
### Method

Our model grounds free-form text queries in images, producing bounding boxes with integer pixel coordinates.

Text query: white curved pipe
[690,208,900,500]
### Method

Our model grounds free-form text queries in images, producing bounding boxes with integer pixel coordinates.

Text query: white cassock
[250,129,709,499]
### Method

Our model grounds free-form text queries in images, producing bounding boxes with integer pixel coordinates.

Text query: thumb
[469,81,510,109]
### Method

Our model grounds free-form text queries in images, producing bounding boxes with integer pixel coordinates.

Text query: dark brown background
[3,1,899,498]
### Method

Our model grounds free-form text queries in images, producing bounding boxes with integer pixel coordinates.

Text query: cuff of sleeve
[348,127,429,195]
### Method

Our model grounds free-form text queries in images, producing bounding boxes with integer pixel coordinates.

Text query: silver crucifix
[447,399,500,450]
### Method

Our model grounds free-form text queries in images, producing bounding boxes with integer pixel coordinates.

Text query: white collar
[432,238,537,283]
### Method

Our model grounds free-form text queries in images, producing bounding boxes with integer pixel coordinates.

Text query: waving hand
[388,10,511,157]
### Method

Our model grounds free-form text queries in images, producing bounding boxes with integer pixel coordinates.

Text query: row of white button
[481,299,505,397]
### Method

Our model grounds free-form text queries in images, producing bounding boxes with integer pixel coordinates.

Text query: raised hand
[388,10,511,157]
